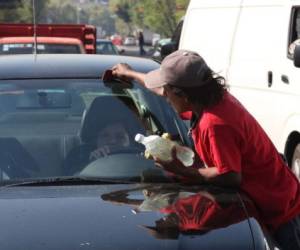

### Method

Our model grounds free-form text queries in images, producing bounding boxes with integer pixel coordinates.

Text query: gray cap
[145,50,211,89]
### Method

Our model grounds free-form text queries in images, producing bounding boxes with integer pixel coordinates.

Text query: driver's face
[96,123,130,147]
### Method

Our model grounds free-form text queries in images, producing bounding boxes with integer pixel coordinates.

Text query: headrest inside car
[80,95,145,144]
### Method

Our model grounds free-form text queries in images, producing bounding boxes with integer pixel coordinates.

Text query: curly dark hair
[167,70,228,108]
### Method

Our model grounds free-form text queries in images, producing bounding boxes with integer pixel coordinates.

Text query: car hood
[0,183,265,250]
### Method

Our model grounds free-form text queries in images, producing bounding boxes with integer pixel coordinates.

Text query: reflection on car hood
[0,183,265,250]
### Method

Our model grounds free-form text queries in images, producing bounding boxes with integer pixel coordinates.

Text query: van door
[274,3,300,174]
[179,0,242,77]
[228,1,288,151]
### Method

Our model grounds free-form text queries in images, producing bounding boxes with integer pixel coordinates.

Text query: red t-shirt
[181,91,300,231]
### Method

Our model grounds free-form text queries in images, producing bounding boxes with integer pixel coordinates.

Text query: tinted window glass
[288,7,300,57]
[0,43,81,54]
[96,42,118,54]
[0,79,187,182]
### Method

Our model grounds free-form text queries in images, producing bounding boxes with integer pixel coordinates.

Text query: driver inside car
[63,120,136,176]
[63,95,146,175]
[88,122,130,161]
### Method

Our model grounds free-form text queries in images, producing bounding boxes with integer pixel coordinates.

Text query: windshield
[0,43,82,54]
[0,0,191,184]
[0,78,188,183]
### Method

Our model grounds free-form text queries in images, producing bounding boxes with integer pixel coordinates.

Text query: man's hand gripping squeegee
[101,69,133,88]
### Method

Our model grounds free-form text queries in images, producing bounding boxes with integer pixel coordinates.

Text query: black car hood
[0,183,265,250]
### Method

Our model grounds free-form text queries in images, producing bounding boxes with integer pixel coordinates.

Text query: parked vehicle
[110,34,123,46]
[180,0,300,179]
[0,53,276,249]
[152,38,171,61]
[124,36,137,46]
[152,33,161,47]
[0,23,96,54]
[96,39,124,55]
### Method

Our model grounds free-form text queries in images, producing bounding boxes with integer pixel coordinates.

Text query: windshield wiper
[0,176,139,188]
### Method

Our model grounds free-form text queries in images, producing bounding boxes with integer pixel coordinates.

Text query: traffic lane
[118,45,154,58]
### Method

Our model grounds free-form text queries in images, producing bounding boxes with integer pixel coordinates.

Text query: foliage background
[0,0,189,37]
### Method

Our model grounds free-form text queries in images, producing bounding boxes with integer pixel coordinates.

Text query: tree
[142,0,177,37]
[109,0,136,34]
[46,0,78,24]
[87,5,116,36]
[0,0,22,8]
[0,0,190,38]
[0,0,49,23]
[110,0,189,37]
[175,0,189,20]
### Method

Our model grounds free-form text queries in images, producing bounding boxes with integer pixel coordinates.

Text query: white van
[179,0,300,178]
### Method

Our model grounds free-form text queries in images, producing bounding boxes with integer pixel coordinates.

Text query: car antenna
[32,0,38,56]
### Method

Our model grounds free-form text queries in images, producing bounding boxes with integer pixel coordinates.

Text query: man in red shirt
[112,50,300,249]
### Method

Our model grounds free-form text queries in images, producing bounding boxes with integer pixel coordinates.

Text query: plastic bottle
[135,133,194,167]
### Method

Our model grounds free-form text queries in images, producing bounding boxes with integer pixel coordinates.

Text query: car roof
[0,54,160,80]
[0,37,83,45]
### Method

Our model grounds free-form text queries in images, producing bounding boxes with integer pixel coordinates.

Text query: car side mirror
[293,44,300,67]
[161,42,177,59]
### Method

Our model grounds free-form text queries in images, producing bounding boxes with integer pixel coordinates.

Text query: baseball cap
[145,50,211,90]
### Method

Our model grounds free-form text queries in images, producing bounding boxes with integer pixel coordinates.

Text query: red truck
[0,23,97,54]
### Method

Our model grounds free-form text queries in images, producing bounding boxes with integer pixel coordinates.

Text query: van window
[288,7,300,58]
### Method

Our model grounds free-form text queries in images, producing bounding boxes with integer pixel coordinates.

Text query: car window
[288,7,300,58]
[0,79,188,182]
[39,44,82,53]
[96,42,118,54]
[0,44,34,54]
[0,43,82,54]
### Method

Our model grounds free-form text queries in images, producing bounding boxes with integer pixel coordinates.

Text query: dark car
[96,39,124,55]
[152,38,171,61]
[0,54,277,249]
